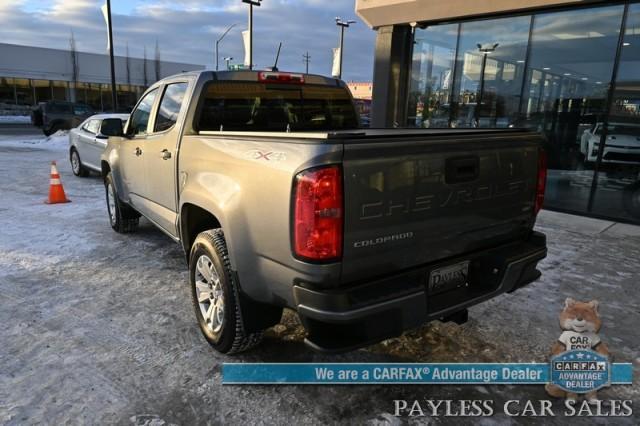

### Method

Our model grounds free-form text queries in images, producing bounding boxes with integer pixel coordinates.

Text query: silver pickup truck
[100,70,548,354]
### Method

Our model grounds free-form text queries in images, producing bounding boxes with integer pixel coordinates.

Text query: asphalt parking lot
[0,128,638,425]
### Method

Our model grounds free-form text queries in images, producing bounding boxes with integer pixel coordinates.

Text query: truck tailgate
[341,131,541,284]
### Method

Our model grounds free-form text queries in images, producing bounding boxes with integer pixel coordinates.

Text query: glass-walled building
[359,0,640,224]
[0,78,146,112]
[0,43,204,114]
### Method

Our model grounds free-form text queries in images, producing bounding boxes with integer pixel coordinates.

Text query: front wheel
[104,172,139,233]
[189,229,263,354]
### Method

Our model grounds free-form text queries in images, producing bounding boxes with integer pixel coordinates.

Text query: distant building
[0,43,204,113]
[347,81,372,100]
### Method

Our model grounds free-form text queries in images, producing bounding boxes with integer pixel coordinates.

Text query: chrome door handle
[161,149,171,160]
[135,147,142,156]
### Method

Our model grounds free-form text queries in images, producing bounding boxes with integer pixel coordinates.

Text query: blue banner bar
[222,363,633,385]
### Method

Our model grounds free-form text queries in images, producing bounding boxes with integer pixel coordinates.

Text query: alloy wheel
[194,254,225,333]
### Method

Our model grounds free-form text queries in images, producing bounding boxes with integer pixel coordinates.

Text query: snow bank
[0,115,31,124]
[0,131,69,150]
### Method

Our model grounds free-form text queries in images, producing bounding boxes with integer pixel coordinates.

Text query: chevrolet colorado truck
[100,70,548,354]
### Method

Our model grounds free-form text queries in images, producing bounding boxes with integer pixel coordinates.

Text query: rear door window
[83,119,100,134]
[154,82,188,132]
[73,105,91,115]
[197,81,359,132]
[48,103,72,114]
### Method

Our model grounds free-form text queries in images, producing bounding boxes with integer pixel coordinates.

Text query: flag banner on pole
[242,30,250,67]
[100,3,110,51]
[222,362,633,385]
[331,47,341,78]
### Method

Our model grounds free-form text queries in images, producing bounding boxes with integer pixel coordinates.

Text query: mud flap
[233,271,283,334]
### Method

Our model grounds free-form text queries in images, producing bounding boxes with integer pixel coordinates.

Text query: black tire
[48,122,62,136]
[70,148,90,177]
[42,128,52,137]
[104,172,139,233]
[189,229,263,354]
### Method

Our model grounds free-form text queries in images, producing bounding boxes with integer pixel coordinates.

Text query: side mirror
[100,118,124,137]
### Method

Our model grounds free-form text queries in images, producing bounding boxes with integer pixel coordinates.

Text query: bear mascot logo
[545,298,610,403]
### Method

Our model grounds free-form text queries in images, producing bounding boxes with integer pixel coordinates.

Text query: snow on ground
[0,115,31,124]
[0,132,638,425]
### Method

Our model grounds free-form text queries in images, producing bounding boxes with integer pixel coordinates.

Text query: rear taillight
[535,149,547,215]
[293,165,343,262]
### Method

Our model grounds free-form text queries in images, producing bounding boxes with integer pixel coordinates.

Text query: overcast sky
[0,0,375,81]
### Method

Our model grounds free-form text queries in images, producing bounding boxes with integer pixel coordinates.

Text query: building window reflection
[407,23,458,128]
[591,3,640,221]
[452,16,530,128]
[407,2,640,224]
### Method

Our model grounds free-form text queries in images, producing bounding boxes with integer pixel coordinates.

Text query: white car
[69,114,129,177]
[580,122,640,167]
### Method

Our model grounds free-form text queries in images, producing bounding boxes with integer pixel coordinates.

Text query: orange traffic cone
[45,161,71,204]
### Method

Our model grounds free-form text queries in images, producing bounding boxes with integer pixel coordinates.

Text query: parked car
[100,70,547,354]
[580,122,640,167]
[69,114,129,177]
[31,100,94,136]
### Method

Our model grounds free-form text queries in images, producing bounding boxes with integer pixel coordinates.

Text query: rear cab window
[197,80,359,132]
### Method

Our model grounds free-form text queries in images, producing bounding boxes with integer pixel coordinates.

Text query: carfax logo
[550,349,610,394]
[545,298,612,402]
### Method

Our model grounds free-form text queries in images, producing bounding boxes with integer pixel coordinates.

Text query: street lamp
[216,23,238,71]
[224,57,234,70]
[335,17,356,80]
[475,43,499,127]
[103,0,117,111]
[242,0,262,70]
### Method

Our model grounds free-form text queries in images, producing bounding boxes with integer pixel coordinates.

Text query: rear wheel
[70,148,89,177]
[189,229,263,354]
[47,122,62,136]
[105,172,139,233]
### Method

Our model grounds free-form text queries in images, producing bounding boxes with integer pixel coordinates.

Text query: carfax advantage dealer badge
[550,349,610,394]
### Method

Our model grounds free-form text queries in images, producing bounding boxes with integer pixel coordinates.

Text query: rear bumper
[294,232,547,352]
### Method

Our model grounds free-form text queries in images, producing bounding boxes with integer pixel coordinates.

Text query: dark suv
[31,101,94,136]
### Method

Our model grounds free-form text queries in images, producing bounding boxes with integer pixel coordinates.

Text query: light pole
[216,23,237,71]
[224,57,234,70]
[475,43,499,127]
[106,0,117,111]
[335,17,356,80]
[242,0,262,70]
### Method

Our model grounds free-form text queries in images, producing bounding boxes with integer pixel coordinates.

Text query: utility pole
[242,0,262,70]
[216,23,237,71]
[106,0,117,111]
[335,17,356,80]
[303,51,310,74]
